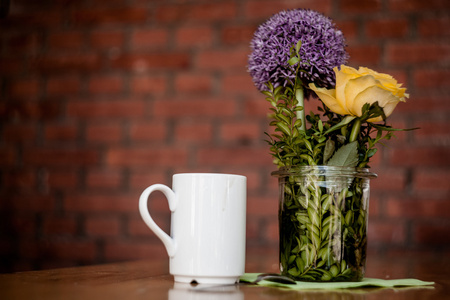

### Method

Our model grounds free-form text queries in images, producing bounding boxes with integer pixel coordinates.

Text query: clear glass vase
[272,166,377,282]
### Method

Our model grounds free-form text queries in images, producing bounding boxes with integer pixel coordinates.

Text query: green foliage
[279,171,369,281]
[264,87,405,169]
[263,41,411,169]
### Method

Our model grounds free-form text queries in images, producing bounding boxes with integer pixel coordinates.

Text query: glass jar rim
[271,165,377,179]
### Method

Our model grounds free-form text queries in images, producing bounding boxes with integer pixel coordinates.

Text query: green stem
[295,85,306,132]
[349,118,361,143]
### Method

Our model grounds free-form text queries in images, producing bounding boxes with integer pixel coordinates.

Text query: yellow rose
[308,65,409,122]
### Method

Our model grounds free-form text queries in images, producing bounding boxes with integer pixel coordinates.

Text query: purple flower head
[248,9,349,91]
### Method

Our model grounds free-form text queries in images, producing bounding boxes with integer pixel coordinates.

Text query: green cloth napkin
[240,273,434,290]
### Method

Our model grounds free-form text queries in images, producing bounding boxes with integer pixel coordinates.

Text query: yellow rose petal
[335,66,358,114]
[308,83,348,115]
[352,85,401,122]
[344,75,380,116]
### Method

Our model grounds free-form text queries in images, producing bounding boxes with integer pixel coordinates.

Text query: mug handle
[139,184,177,257]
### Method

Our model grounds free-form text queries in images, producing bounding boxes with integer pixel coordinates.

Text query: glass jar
[272,166,377,282]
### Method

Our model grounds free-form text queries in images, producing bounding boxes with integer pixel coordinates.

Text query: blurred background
[0,0,449,273]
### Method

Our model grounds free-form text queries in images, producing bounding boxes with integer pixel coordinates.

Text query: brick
[387,42,450,65]
[153,96,237,117]
[89,30,125,48]
[413,222,450,245]
[3,169,36,190]
[413,119,450,145]
[413,68,450,88]
[196,49,249,71]
[3,32,40,55]
[219,120,261,143]
[243,0,332,19]
[67,99,146,119]
[46,77,81,96]
[104,241,167,261]
[1,194,55,212]
[367,219,406,245]
[127,215,170,238]
[388,146,450,167]
[23,148,99,166]
[386,197,450,218]
[388,0,450,12]
[174,73,213,93]
[32,54,101,73]
[129,120,168,142]
[86,122,122,143]
[130,75,168,95]
[39,240,97,261]
[221,25,256,46]
[42,216,78,236]
[106,147,188,167]
[72,7,148,25]
[418,17,450,38]
[6,215,36,237]
[335,20,359,42]
[247,195,278,216]
[0,57,23,75]
[347,44,381,65]
[222,72,259,94]
[174,120,213,143]
[2,124,36,143]
[88,75,124,94]
[0,100,61,121]
[129,170,169,190]
[8,79,40,99]
[414,169,450,193]
[85,216,121,237]
[47,31,84,51]
[246,216,261,240]
[339,0,381,13]
[175,26,213,48]
[365,19,409,38]
[86,169,123,189]
[44,124,78,141]
[1,11,62,29]
[130,29,169,49]
[396,92,450,113]
[157,2,237,23]
[367,167,407,192]
[65,193,138,213]
[110,53,190,72]
[197,147,272,167]
[368,195,380,218]
[263,217,279,244]
[244,96,273,117]
[47,169,79,189]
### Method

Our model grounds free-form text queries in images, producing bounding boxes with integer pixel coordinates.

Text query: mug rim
[173,173,246,179]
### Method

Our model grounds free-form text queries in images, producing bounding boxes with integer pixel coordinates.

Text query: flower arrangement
[248,9,408,169]
[248,9,410,282]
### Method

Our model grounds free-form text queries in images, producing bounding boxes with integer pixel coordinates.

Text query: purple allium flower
[248,9,349,91]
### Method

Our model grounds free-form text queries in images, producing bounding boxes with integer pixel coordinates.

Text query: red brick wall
[1,0,449,272]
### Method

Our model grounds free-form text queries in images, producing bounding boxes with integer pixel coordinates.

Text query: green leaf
[318,119,323,133]
[327,141,359,167]
[323,139,335,164]
[295,40,302,54]
[288,56,300,66]
[324,116,356,135]
[276,122,291,136]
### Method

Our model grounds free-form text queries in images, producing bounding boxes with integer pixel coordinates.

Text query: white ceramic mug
[139,173,247,284]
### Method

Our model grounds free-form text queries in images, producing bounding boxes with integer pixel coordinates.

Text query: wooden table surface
[0,253,448,300]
